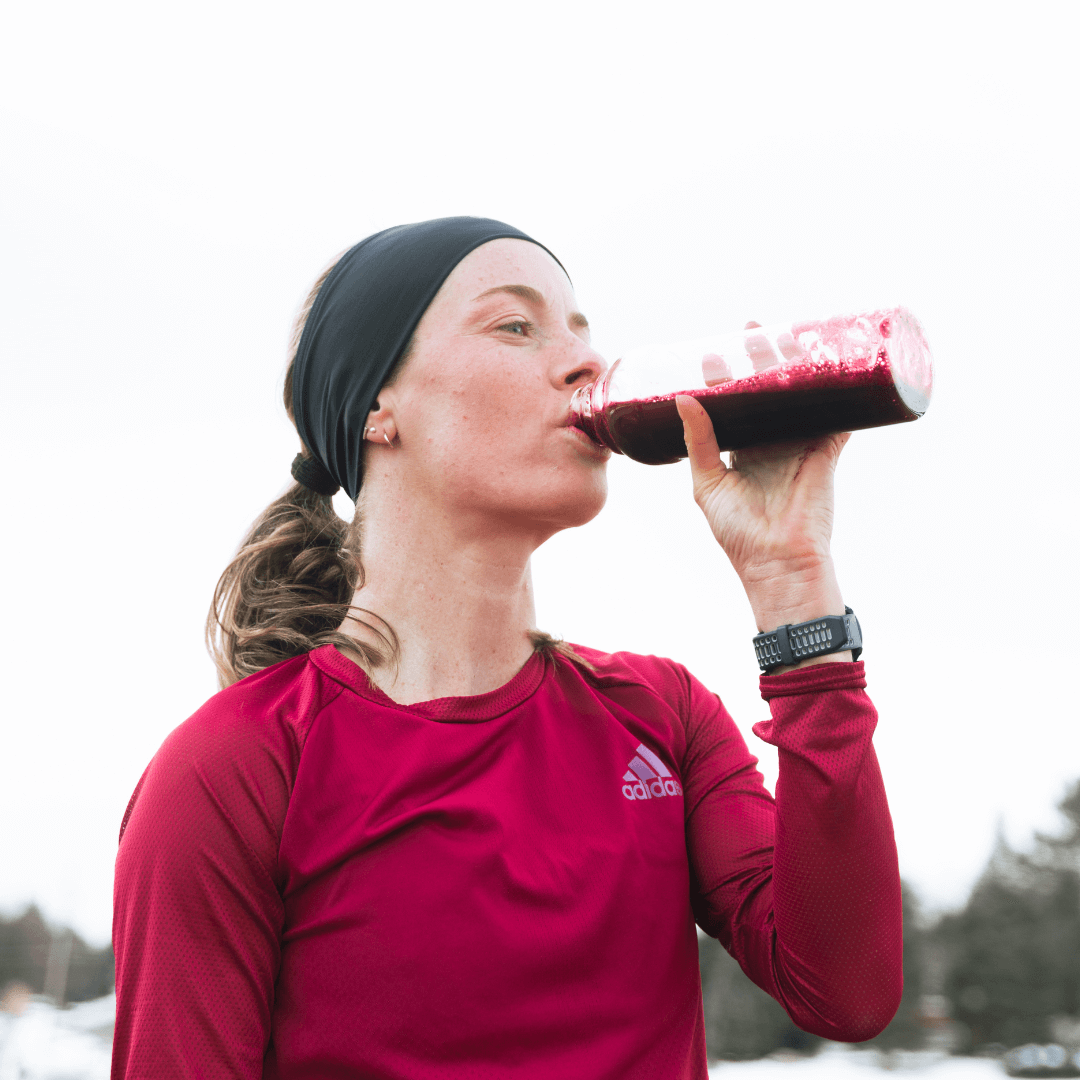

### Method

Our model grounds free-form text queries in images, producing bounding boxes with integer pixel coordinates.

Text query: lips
[565,421,611,459]
[561,392,594,433]
[559,383,609,457]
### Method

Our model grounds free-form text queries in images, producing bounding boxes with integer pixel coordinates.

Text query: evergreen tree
[0,906,114,1003]
[936,781,1080,1051]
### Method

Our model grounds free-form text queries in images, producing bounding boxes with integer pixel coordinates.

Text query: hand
[675,392,853,660]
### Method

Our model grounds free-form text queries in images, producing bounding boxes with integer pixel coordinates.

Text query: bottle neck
[568,382,600,442]
[568,362,619,453]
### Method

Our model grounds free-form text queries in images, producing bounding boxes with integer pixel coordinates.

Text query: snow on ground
[0,996,112,1080]
[0,1003,1010,1080]
[709,1045,1005,1078]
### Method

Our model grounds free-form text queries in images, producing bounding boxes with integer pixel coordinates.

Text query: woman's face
[375,238,610,537]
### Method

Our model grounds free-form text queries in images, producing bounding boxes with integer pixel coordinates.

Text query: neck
[341,488,548,706]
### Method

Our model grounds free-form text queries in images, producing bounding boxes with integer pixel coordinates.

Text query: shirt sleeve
[683,660,903,1042]
[111,697,303,1079]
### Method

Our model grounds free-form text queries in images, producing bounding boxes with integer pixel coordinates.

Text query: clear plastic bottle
[570,306,934,465]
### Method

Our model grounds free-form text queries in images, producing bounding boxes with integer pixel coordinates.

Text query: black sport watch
[753,606,863,674]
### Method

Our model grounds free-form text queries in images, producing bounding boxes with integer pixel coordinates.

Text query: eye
[496,319,533,337]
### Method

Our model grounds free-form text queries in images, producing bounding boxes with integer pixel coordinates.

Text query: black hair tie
[290,453,341,497]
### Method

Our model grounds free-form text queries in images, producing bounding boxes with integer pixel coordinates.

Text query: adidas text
[621,742,683,801]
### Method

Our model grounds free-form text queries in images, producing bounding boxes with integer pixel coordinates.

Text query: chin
[443,451,609,532]
[485,477,606,535]
[537,474,609,531]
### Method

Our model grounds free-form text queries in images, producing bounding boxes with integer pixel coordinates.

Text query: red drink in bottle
[570,307,933,465]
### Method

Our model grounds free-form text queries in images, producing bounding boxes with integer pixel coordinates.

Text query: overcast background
[2,0,1078,947]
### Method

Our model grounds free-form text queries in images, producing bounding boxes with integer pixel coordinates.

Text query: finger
[675,395,726,478]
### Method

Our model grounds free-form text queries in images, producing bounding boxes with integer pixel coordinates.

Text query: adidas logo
[621,742,683,801]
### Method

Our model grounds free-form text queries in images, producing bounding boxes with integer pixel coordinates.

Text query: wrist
[742,557,844,632]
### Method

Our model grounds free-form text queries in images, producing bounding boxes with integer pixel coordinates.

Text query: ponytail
[207,477,397,687]
[206,256,395,688]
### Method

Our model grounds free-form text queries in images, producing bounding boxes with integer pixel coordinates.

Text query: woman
[112,217,902,1078]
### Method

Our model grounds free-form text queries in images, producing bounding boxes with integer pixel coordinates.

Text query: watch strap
[754,606,862,673]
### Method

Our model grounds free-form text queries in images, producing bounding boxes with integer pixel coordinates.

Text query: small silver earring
[384,433,393,447]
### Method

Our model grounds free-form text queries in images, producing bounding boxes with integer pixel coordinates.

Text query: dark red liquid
[591,357,928,465]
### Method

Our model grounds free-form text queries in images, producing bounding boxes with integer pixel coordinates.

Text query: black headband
[291,216,566,501]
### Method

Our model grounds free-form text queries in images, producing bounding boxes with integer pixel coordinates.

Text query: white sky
[2,0,1078,946]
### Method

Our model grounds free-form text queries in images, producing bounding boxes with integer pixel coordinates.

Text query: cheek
[414,368,544,456]
[407,399,520,489]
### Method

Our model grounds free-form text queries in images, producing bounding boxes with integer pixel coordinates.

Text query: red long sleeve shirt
[112,645,901,1078]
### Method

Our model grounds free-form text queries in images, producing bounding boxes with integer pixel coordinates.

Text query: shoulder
[557,644,714,720]
[119,651,346,844]
[159,650,344,775]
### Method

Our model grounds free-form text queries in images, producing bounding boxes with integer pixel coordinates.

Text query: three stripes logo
[622,743,683,802]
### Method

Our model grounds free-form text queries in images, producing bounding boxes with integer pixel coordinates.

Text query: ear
[364,392,398,446]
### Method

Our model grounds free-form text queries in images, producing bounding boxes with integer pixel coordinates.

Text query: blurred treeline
[0,905,114,1004]
[699,780,1080,1060]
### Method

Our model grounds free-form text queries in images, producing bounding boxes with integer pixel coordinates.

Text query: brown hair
[206,258,589,689]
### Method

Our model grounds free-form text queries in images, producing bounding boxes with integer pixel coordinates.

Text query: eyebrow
[473,284,589,330]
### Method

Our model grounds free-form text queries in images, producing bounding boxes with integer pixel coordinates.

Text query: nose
[556,339,607,390]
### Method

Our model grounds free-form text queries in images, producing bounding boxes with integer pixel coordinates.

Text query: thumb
[675,395,727,482]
